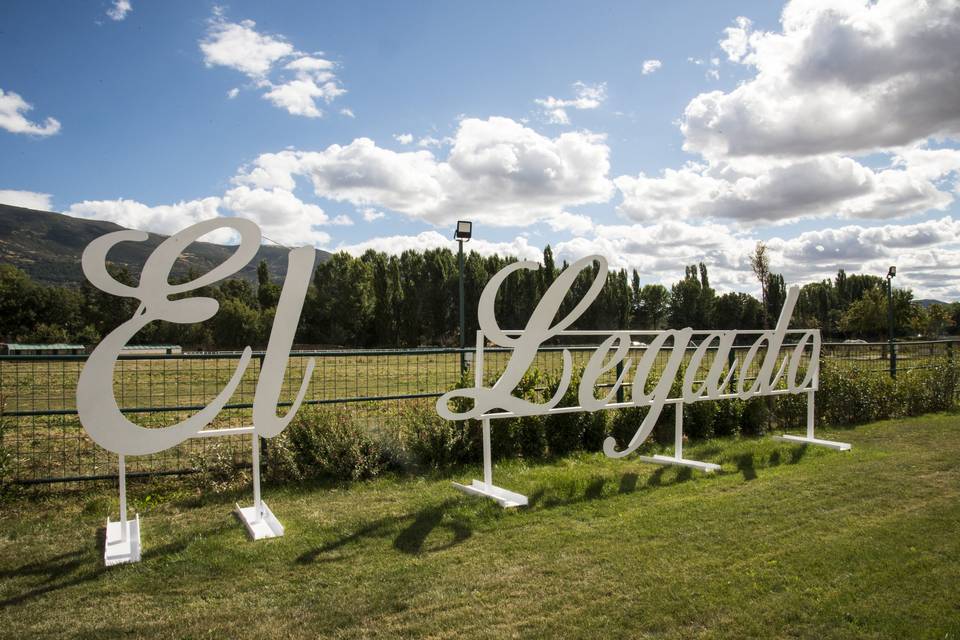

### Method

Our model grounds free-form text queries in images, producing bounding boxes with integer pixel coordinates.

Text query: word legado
[436,255,819,459]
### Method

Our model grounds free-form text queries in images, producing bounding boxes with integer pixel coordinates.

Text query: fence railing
[1,338,956,486]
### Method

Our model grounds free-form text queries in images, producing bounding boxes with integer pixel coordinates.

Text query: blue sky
[2,0,959,299]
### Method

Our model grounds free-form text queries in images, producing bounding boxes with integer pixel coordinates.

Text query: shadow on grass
[525,464,698,511]
[0,521,233,609]
[296,498,471,565]
[732,444,809,482]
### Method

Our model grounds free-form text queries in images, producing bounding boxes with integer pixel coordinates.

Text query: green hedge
[259,357,959,483]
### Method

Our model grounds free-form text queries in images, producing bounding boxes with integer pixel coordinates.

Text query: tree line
[0,243,957,350]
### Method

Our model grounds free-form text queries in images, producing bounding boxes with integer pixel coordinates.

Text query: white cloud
[719,16,753,63]
[535,82,607,125]
[221,186,330,246]
[233,116,614,227]
[63,187,337,249]
[337,230,544,262]
[684,1,960,159]
[106,0,131,21]
[199,11,345,118]
[0,89,61,137]
[545,211,594,235]
[200,15,293,78]
[542,215,960,299]
[641,59,662,75]
[417,136,443,148]
[616,150,960,224]
[330,214,353,226]
[226,87,239,99]
[0,189,53,210]
[393,133,413,145]
[339,107,355,118]
[65,197,233,242]
[613,1,960,226]
[361,208,385,222]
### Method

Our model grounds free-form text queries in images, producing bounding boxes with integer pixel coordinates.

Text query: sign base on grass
[637,455,721,473]
[772,434,851,451]
[235,502,285,540]
[452,480,529,508]
[104,514,141,566]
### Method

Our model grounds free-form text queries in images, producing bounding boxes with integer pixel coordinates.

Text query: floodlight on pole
[886,265,897,379]
[455,221,472,373]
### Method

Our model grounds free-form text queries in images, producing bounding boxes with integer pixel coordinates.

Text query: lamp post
[454,221,472,374]
[886,265,897,379]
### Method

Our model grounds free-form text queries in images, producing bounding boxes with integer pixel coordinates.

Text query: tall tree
[750,242,770,327]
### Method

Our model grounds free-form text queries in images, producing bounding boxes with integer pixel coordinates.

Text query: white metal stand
[452,417,529,508]
[638,402,721,473]
[104,455,141,566]
[451,338,528,508]
[772,390,850,451]
[235,433,284,539]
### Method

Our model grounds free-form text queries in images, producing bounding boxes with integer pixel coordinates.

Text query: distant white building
[1,343,86,355]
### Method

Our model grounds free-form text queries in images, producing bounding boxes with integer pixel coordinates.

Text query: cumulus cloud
[684,1,960,159]
[233,116,614,227]
[65,197,231,242]
[221,186,330,246]
[361,208,385,222]
[64,187,336,248]
[641,60,662,75]
[613,1,960,226]
[199,10,345,118]
[616,151,960,224]
[106,0,131,21]
[200,13,293,78]
[337,230,544,261]
[393,133,413,145]
[0,89,61,137]
[0,189,53,210]
[535,82,607,125]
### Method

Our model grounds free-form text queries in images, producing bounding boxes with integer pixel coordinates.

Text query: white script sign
[436,255,818,457]
[74,217,847,559]
[77,217,316,456]
[435,255,846,508]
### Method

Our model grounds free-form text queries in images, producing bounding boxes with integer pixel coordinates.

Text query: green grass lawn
[2,413,959,639]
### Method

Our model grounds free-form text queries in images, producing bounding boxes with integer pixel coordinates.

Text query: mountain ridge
[0,203,331,286]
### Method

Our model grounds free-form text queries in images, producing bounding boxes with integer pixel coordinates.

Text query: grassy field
[1,412,958,639]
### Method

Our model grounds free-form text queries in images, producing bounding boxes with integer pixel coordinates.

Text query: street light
[454,221,472,374]
[886,265,896,379]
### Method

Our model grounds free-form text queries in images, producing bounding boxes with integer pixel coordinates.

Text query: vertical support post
[728,346,737,388]
[458,239,466,375]
[806,390,815,440]
[251,432,262,524]
[118,454,128,543]
[887,276,897,379]
[616,360,624,404]
[675,403,683,459]
[482,418,492,487]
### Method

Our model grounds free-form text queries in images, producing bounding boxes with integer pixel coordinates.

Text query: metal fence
[1,338,956,486]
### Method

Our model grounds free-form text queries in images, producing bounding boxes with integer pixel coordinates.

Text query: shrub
[542,367,592,456]
[813,356,959,427]
[265,407,392,482]
[712,398,744,437]
[399,402,474,470]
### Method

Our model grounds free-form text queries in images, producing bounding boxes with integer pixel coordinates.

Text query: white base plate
[235,501,284,540]
[104,514,141,566]
[638,454,721,473]
[772,434,851,451]
[452,479,528,508]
